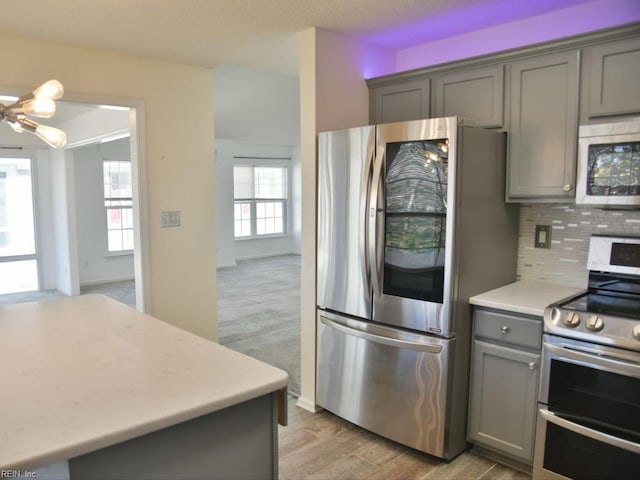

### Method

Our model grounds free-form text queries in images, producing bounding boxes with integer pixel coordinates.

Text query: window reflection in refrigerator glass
[383,140,448,303]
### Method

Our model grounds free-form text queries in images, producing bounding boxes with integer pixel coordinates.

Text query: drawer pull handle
[529,362,537,370]
[501,326,510,334]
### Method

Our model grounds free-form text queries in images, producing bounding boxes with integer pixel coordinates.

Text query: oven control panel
[588,235,640,276]
[545,306,640,352]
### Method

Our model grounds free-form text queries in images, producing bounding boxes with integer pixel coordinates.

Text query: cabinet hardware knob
[529,362,537,370]
[501,326,510,334]
[563,184,572,192]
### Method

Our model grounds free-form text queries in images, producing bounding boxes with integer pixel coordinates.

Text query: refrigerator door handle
[368,145,385,296]
[319,313,443,354]
[360,138,375,292]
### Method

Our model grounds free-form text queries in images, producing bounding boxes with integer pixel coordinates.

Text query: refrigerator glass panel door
[384,140,448,304]
[371,117,457,336]
[317,126,374,319]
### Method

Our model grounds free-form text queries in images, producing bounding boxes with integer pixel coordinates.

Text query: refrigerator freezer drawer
[316,310,455,459]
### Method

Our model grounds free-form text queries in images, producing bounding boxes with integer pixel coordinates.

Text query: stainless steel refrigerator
[316,117,519,460]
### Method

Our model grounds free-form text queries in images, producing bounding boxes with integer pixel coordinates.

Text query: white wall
[60,107,130,147]
[395,0,640,72]
[291,145,302,255]
[297,28,395,411]
[50,148,79,296]
[214,65,300,146]
[215,140,300,266]
[214,139,236,268]
[0,33,217,341]
[35,150,57,290]
[73,138,135,285]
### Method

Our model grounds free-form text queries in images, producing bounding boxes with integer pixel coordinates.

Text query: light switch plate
[161,211,181,228]
[535,224,551,248]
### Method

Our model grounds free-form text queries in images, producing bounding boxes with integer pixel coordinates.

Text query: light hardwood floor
[279,398,531,480]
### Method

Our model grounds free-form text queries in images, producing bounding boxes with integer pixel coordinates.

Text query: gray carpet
[81,280,136,307]
[217,255,301,396]
[0,280,135,307]
[0,289,64,305]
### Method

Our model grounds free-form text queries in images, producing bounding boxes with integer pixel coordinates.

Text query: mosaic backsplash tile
[517,205,640,288]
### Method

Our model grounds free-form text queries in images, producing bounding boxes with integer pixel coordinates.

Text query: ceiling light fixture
[0,80,67,148]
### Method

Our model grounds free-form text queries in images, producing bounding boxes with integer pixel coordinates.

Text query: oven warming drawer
[534,406,640,479]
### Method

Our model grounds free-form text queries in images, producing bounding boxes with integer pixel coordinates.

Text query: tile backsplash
[517,205,640,288]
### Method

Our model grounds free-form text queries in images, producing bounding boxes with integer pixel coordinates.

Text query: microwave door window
[587,142,640,196]
[383,140,448,304]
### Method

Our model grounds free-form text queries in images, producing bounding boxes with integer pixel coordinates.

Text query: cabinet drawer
[474,309,542,350]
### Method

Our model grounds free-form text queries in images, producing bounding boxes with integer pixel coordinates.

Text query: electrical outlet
[161,211,181,228]
[535,225,551,249]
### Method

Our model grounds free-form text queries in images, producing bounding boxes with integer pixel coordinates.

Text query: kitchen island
[0,294,288,480]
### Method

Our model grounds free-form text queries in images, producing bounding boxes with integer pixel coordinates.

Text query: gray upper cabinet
[366,26,638,202]
[506,51,579,201]
[370,79,429,124]
[432,65,504,128]
[583,37,640,119]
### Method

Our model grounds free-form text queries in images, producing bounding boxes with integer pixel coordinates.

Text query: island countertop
[0,294,288,471]
[469,280,584,317]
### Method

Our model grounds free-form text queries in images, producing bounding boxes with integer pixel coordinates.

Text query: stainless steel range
[533,235,640,479]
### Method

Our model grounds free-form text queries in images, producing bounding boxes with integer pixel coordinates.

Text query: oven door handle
[545,342,640,377]
[540,409,640,455]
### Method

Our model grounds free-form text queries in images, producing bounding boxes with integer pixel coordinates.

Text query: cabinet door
[371,79,429,124]
[507,51,579,200]
[585,37,640,118]
[433,65,504,128]
[468,340,540,463]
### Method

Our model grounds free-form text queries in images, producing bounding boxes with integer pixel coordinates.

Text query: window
[103,160,133,252]
[233,165,287,238]
[0,157,38,294]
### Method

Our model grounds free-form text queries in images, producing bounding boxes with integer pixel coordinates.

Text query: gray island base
[69,392,279,480]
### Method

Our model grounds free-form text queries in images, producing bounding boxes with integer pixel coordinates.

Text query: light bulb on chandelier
[0,79,67,148]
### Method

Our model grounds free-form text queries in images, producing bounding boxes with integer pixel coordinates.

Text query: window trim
[103,159,134,254]
[233,160,290,240]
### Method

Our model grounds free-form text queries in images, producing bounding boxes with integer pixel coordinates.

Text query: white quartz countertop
[469,280,584,317]
[0,295,288,470]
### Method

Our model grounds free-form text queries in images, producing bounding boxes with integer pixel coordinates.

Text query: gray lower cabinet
[468,308,541,467]
[506,51,580,201]
[432,64,504,128]
[369,78,429,124]
[582,36,640,119]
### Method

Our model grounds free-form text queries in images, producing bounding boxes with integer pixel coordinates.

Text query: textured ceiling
[2,0,596,75]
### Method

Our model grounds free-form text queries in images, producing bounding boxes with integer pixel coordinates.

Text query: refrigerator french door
[372,120,455,336]
[316,117,518,460]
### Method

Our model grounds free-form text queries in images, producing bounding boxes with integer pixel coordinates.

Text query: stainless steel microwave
[576,120,640,207]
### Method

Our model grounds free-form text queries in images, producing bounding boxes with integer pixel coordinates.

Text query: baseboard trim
[470,445,532,474]
[235,252,300,262]
[216,261,237,269]
[80,276,135,287]
[296,396,321,413]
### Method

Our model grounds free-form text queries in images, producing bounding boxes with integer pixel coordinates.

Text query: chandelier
[0,80,67,148]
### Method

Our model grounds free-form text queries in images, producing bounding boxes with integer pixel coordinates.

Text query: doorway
[0,90,148,311]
